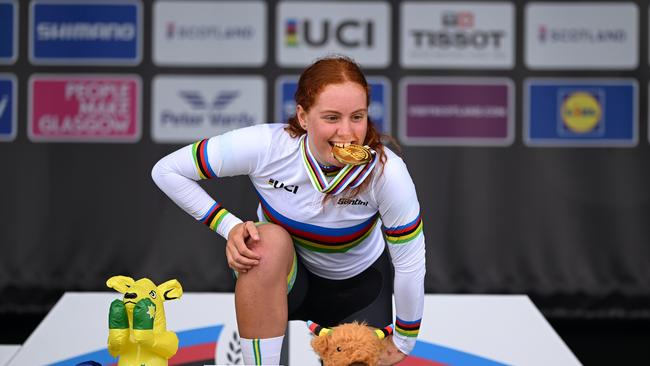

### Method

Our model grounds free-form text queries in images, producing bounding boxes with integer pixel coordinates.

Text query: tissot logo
[268,178,299,194]
[285,19,374,48]
[411,10,504,50]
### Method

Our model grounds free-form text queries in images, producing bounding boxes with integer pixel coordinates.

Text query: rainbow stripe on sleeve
[257,192,379,253]
[192,139,217,179]
[382,215,423,245]
[395,317,421,337]
[199,202,231,232]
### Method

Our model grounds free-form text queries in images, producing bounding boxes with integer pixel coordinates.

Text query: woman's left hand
[379,336,407,365]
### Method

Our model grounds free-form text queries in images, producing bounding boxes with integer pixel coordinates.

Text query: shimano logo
[337,198,368,206]
[37,22,136,41]
[268,178,299,194]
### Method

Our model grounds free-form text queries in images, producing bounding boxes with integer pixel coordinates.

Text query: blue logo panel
[275,76,391,134]
[31,1,141,64]
[0,75,17,141]
[525,79,637,146]
[0,1,17,63]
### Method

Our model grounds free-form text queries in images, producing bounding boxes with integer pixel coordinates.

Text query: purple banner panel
[399,77,514,146]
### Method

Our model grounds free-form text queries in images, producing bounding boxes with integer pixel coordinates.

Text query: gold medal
[331,144,372,165]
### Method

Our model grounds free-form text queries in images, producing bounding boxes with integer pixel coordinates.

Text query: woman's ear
[296,105,307,130]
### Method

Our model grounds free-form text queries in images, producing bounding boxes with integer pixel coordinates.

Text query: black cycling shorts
[287,248,393,329]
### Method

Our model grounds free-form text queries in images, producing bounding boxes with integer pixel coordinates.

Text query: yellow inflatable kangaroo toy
[106,275,183,366]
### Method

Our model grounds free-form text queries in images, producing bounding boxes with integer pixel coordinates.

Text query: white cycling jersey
[152,123,425,353]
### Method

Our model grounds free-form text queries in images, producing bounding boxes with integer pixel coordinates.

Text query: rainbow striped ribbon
[299,134,377,196]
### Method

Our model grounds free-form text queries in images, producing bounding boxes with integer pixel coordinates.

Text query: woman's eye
[352,114,365,121]
[324,115,338,122]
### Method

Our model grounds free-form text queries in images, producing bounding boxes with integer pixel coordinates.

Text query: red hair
[284,55,390,196]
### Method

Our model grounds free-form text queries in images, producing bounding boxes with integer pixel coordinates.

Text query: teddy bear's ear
[310,332,329,356]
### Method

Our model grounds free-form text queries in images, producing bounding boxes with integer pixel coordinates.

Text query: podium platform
[5,293,581,366]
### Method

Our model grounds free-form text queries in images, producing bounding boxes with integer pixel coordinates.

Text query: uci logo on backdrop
[277,2,390,68]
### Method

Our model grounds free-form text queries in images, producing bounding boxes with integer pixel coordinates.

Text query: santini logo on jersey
[268,178,299,194]
[337,198,368,206]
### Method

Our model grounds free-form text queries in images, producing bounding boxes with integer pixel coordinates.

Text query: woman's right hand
[226,221,262,273]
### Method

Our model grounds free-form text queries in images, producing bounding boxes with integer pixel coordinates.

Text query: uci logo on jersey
[268,178,299,194]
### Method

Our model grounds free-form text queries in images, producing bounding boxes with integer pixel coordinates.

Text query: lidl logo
[559,91,603,135]
[525,79,637,146]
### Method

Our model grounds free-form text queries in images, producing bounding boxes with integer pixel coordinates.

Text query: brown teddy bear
[308,320,394,366]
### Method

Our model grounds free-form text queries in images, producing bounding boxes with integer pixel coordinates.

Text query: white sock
[240,335,284,365]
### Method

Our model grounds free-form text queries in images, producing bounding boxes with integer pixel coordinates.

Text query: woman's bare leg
[235,223,294,338]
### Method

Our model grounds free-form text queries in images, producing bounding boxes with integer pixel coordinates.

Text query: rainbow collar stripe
[299,134,377,196]
[257,192,378,253]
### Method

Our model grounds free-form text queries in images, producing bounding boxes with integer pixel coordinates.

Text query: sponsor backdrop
[1,0,649,335]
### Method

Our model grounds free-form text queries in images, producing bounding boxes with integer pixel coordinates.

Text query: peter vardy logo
[30,1,141,64]
[160,90,254,128]
[152,76,265,143]
[179,90,239,110]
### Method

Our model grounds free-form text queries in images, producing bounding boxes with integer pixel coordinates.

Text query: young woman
[152,56,425,365]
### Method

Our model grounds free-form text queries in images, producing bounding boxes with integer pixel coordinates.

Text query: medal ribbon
[299,134,377,196]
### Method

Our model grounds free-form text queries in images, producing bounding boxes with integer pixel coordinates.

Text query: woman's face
[297,81,368,167]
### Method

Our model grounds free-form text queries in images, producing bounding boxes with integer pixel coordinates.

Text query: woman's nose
[337,119,353,137]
